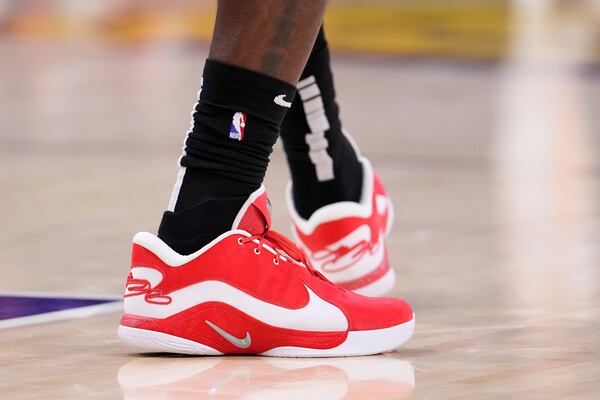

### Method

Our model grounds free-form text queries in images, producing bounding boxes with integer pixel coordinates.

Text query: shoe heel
[353,267,396,297]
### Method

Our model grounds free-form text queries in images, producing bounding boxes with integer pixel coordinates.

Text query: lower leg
[158,0,328,254]
[280,27,363,219]
[209,1,327,84]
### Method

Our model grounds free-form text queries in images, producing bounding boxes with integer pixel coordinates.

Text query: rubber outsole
[118,313,415,358]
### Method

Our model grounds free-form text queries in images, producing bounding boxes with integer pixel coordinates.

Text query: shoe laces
[240,229,330,282]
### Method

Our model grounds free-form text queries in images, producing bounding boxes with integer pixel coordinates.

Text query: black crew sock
[158,60,296,254]
[280,27,363,220]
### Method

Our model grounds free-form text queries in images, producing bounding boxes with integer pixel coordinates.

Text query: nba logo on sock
[229,112,246,141]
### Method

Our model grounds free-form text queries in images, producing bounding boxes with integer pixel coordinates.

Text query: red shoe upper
[122,186,411,353]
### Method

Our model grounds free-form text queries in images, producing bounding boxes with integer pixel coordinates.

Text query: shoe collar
[133,186,277,267]
[231,185,272,234]
[133,230,251,267]
[286,157,376,235]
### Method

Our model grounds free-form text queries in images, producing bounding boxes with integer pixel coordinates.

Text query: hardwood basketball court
[1,1,599,398]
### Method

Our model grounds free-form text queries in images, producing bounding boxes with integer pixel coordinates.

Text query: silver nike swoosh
[205,320,251,349]
[274,94,292,108]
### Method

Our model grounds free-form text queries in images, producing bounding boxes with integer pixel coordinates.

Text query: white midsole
[118,314,415,358]
[261,315,414,357]
[118,325,223,356]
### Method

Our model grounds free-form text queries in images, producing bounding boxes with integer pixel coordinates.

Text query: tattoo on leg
[260,1,299,76]
[261,53,284,76]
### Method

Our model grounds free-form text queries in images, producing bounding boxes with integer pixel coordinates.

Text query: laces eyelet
[253,248,261,255]
[273,258,280,265]
[237,237,244,245]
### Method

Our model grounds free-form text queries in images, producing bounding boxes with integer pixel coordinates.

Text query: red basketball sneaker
[118,186,414,357]
[287,158,395,296]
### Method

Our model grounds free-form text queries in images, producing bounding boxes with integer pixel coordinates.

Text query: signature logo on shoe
[205,320,251,348]
[312,225,385,273]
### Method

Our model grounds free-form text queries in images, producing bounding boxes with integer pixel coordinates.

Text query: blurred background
[2,0,600,398]
[2,0,598,291]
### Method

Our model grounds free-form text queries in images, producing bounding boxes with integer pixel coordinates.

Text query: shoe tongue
[231,186,272,235]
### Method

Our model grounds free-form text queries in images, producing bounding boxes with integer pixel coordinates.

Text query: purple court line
[0,293,122,329]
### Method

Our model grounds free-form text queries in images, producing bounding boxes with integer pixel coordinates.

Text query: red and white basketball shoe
[287,158,395,297]
[118,186,414,357]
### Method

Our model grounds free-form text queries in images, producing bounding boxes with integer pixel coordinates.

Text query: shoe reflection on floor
[118,353,414,399]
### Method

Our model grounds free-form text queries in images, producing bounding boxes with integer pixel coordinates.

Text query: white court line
[0,293,123,330]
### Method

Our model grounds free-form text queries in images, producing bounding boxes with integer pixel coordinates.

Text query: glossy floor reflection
[118,355,414,399]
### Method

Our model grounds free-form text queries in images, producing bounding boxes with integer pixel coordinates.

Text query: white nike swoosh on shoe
[273,94,292,108]
[205,320,251,348]
[124,277,348,332]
